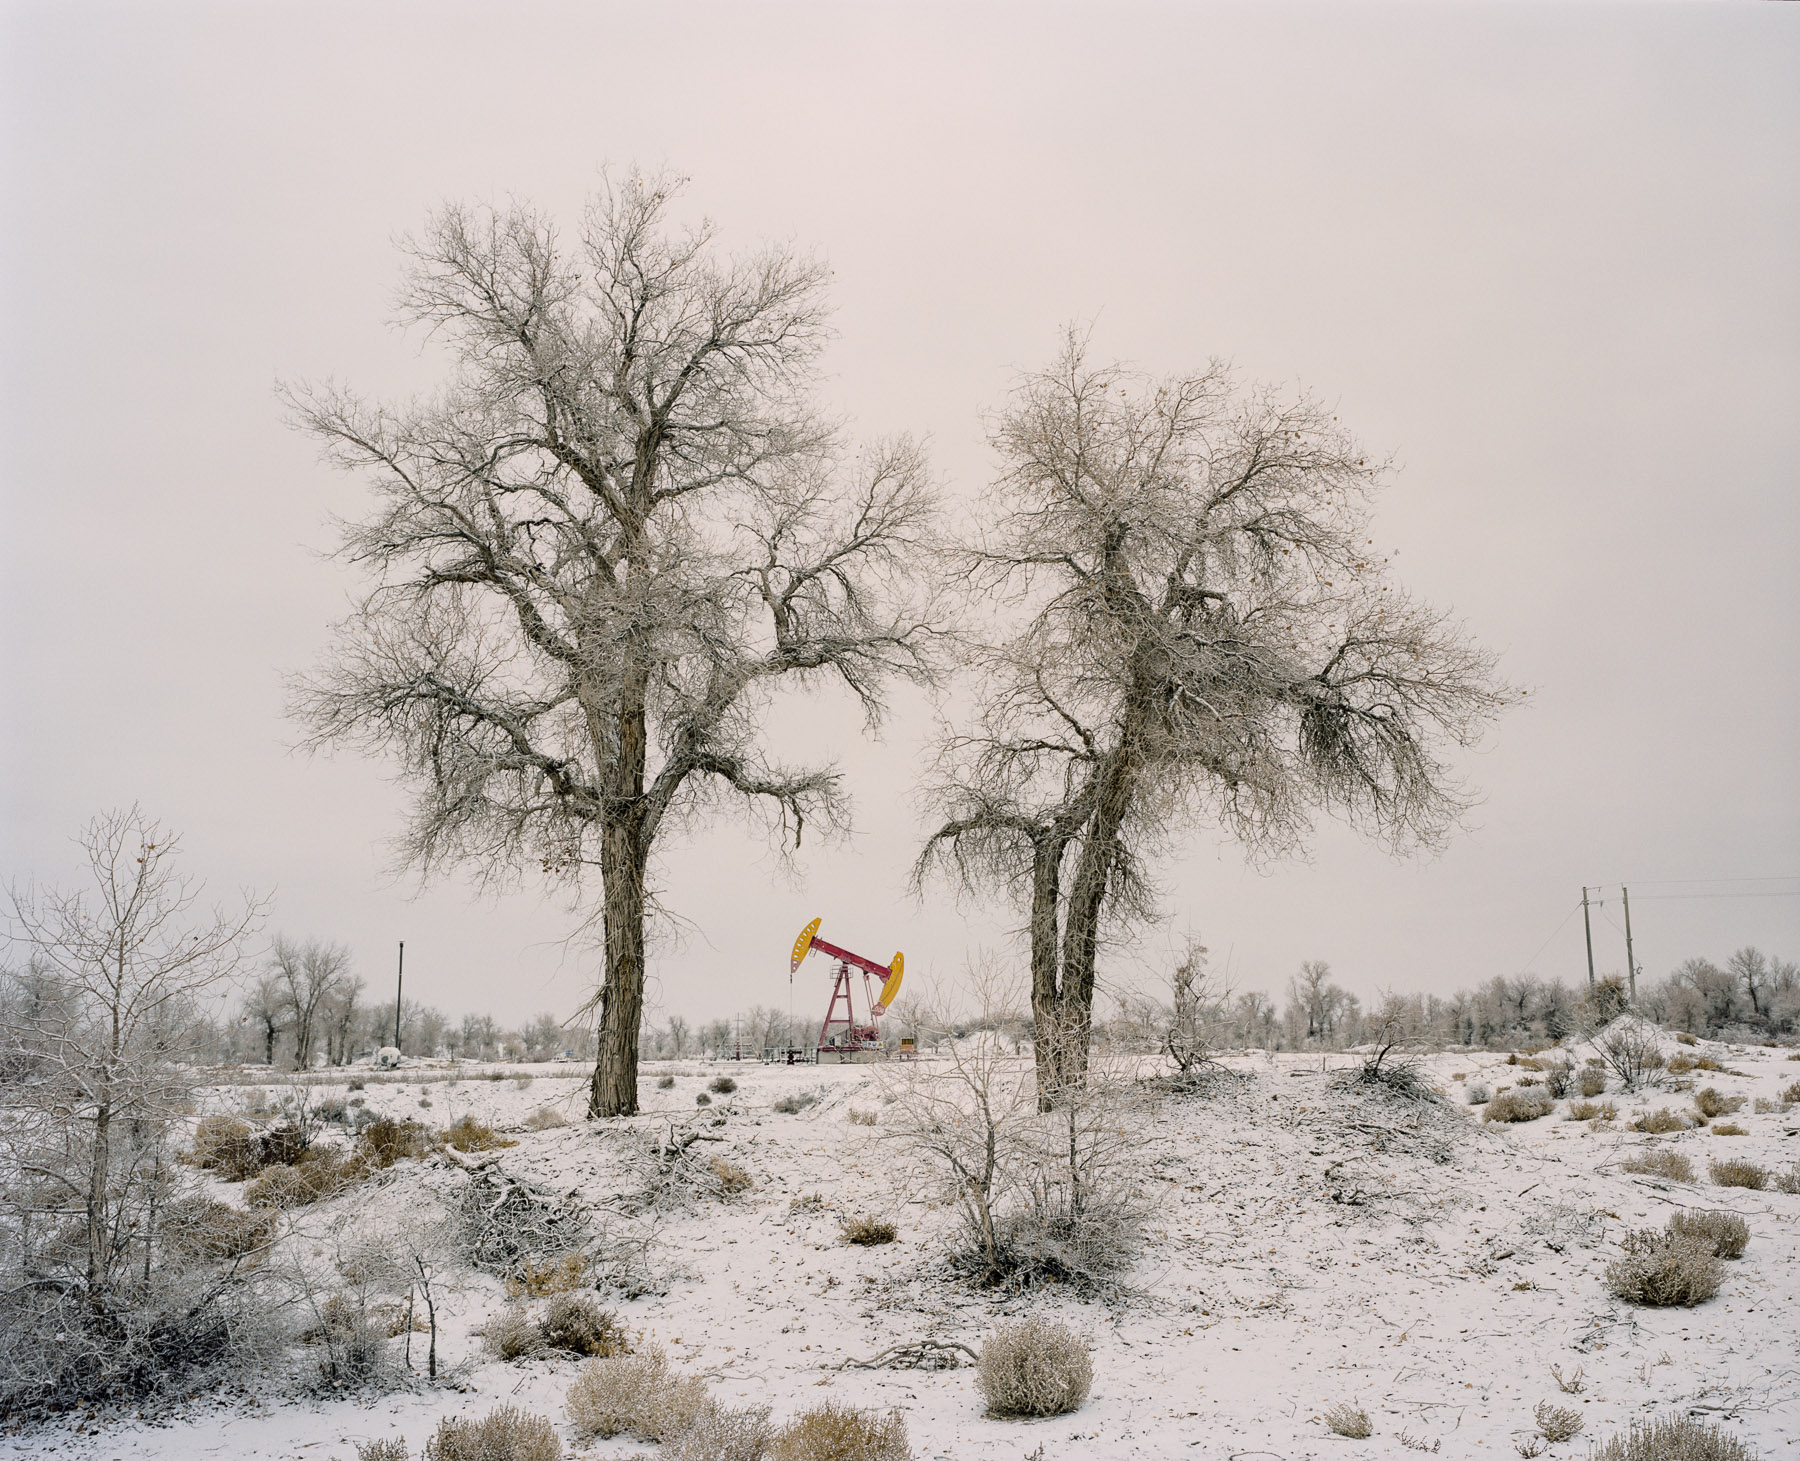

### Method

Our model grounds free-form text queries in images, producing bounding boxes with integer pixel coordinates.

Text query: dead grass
[522,1107,568,1131]
[1780,1079,1800,1104]
[422,1405,562,1460]
[1709,1158,1769,1190]
[847,1108,879,1126]
[1588,1415,1756,1461]
[1775,1164,1800,1195]
[1710,1122,1748,1136]
[768,1401,912,1461]
[1605,1230,1723,1306]
[841,1215,897,1246]
[977,1316,1093,1418]
[187,1114,267,1181]
[772,1092,816,1114]
[709,1156,754,1196]
[505,1254,590,1299]
[1482,1088,1556,1123]
[1630,1108,1697,1134]
[160,1197,276,1263]
[1533,1400,1584,1443]
[1577,1067,1607,1098]
[1694,1088,1745,1119]
[359,1117,437,1167]
[1620,1150,1695,1182]
[1667,1210,1749,1259]
[356,1442,409,1461]
[443,1116,518,1152]
[243,1148,366,1209]
[1565,1100,1617,1123]
[1322,1402,1373,1439]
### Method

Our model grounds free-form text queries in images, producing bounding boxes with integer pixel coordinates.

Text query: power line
[1628,890,1800,902]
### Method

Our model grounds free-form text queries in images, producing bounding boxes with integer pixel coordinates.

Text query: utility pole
[1621,886,1637,1002]
[394,940,405,1052]
[1580,888,1596,989]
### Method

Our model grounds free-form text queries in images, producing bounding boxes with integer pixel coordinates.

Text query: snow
[7,1042,1797,1461]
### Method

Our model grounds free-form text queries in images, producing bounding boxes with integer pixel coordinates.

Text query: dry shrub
[976,1316,1093,1418]
[1631,1109,1696,1134]
[1605,1230,1722,1306]
[671,1402,773,1461]
[161,1197,276,1263]
[566,1347,709,1442]
[1620,1150,1694,1182]
[846,1108,878,1126]
[1483,1088,1555,1123]
[1534,1401,1583,1443]
[1674,1032,1698,1046]
[423,1405,562,1461]
[358,1117,436,1167]
[189,1115,265,1181]
[1667,1210,1749,1259]
[1667,1054,1696,1075]
[1577,1066,1607,1098]
[514,1074,534,1089]
[1589,1415,1755,1461]
[709,1075,738,1095]
[1779,1079,1800,1104]
[523,1107,567,1131]
[772,1092,816,1115]
[1709,1158,1768,1190]
[1710,1122,1748,1136]
[483,1306,546,1362]
[710,1156,754,1196]
[769,1401,911,1461]
[696,1092,712,1107]
[244,1148,364,1209]
[1691,1056,1728,1073]
[445,1116,517,1152]
[657,1074,676,1089]
[506,1254,590,1299]
[1566,1100,1616,1123]
[1694,1088,1745,1119]
[356,1441,409,1461]
[1323,1402,1373,1439]
[1595,1024,1667,1091]
[1465,1081,1493,1106]
[842,1216,897,1246]
[539,1292,629,1357]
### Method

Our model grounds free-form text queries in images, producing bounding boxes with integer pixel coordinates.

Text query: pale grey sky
[3,1,1796,1029]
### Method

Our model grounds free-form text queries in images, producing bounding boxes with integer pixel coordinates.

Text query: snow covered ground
[8,1034,1797,1461]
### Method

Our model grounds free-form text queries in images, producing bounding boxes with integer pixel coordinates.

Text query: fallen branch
[837,1338,978,1371]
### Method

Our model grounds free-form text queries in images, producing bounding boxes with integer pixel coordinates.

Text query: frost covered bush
[1709,1158,1768,1190]
[423,1405,562,1461]
[1605,1230,1722,1307]
[361,1117,437,1167]
[523,1106,567,1130]
[566,1347,709,1442]
[847,1108,879,1126]
[709,1075,738,1095]
[1465,1081,1493,1105]
[976,1316,1093,1417]
[1578,1066,1608,1098]
[1777,1164,1800,1195]
[709,1155,754,1196]
[1620,1150,1694,1182]
[244,1147,365,1209]
[1694,1088,1745,1119]
[1594,1024,1667,1092]
[1588,1416,1756,1461]
[1667,1210,1749,1260]
[1322,1402,1373,1438]
[189,1114,267,1180]
[1533,1400,1583,1443]
[1565,1100,1616,1123]
[483,1306,546,1361]
[657,1074,676,1089]
[356,1441,409,1461]
[1482,1088,1555,1123]
[1710,1122,1748,1136]
[671,1402,774,1461]
[772,1091,816,1114]
[538,1292,629,1357]
[768,1401,911,1461]
[160,1196,276,1263]
[505,1254,589,1298]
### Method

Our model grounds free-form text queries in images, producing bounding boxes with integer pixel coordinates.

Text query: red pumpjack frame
[810,935,889,1058]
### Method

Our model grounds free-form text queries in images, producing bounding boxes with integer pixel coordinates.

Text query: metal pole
[394,941,405,1051]
[1581,888,1595,990]
[1621,886,1636,1002]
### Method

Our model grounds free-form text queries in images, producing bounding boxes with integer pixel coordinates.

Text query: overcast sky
[2,1,1796,1031]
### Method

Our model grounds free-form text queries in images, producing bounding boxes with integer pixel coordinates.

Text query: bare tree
[1162,938,1231,1079]
[269,935,353,1070]
[288,172,942,1116]
[1287,959,1352,1047]
[918,331,1515,1102]
[1726,947,1771,1023]
[2,808,263,1310]
[240,972,288,1066]
[322,973,364,1065]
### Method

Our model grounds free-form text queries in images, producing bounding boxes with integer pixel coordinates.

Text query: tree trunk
[1027,834,1067,1111]
[588,820,647,1118]
[86,1100,110,1299]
